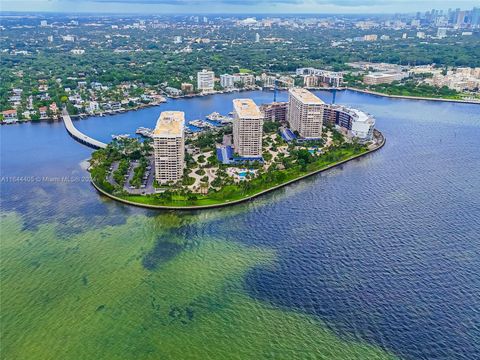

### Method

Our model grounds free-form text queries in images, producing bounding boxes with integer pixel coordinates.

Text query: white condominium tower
[220,74,235,89]
[288,88,325,139]
[153,111,185,184]
[233,99,264,158]
[197,69,215,91]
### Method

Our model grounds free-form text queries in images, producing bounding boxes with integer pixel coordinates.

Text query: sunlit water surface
[1,90,479,359]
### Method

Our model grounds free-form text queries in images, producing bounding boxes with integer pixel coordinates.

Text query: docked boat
[219,116,233,124]
[206,112,233,124]
[189,119,215,129]
[135,127,152,137]
[206,112,222,121]
[111,134,130,140]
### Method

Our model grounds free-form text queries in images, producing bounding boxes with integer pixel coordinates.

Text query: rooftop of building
[327,104,375,124]
[364,72,399,78]
[289,88,325,105]
[153,111,184,137]
[233,98,263,119]
[260,101,288,108]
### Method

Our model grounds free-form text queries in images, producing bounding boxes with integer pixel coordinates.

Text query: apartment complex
[197,69,215,91]
[287,88,324,139]
[423,67,480,91]
[181,83,194,93]
[233,99,264,158]
[296,67,343,87]
[152,111,185,184]
[233,73,255,86]
[323,105,375,141]
[220,73,255,89]
[220,74,235,89]
[260,102,288,122]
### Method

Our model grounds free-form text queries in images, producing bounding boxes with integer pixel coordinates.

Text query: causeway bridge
[62,109,107,149]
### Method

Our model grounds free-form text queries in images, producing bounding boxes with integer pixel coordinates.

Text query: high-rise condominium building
[153,111,185,184]
[197,69,215,91]
[287,88,324,139]
[233,99,264,158]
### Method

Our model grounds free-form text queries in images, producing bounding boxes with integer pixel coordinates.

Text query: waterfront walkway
[62,109,107,149]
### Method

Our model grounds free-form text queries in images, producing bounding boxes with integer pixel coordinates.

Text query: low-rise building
[111,102,122,110]
[181,83,194,93]
[363,72,407,85]
[233,99,264,158]
[49,102,58,114]
[165,87,182,96]
[153,111,185,184]
[71,49,85,55]
[364,34,378,41]
[86,101,99,114]
[62,35,75,42]
[2,109,18,122]
[39,106,48,119]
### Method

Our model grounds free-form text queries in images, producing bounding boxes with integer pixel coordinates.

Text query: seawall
[91,131,386,211]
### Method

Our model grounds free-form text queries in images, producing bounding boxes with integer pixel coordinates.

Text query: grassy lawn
[115,146,368,208]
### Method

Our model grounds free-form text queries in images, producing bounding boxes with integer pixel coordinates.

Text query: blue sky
[1,0,478,14]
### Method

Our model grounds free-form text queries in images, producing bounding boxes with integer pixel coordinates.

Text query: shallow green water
[1,212,396,359]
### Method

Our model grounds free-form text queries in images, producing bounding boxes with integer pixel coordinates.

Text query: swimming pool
[238,170,254,178]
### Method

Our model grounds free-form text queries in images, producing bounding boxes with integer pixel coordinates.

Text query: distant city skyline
[1,0,479,14]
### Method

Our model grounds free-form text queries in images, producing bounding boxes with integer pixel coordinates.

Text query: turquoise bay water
[1,90,479,359]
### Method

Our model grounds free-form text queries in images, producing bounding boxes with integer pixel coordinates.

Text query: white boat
[189,119,214,128]
[135,127,152,137]
[206,112,233,124]
[206,112,222,121]
[111,134,130,140]
[219,116,233,124]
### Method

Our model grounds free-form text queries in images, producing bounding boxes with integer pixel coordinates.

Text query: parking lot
[122,157,156,195]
